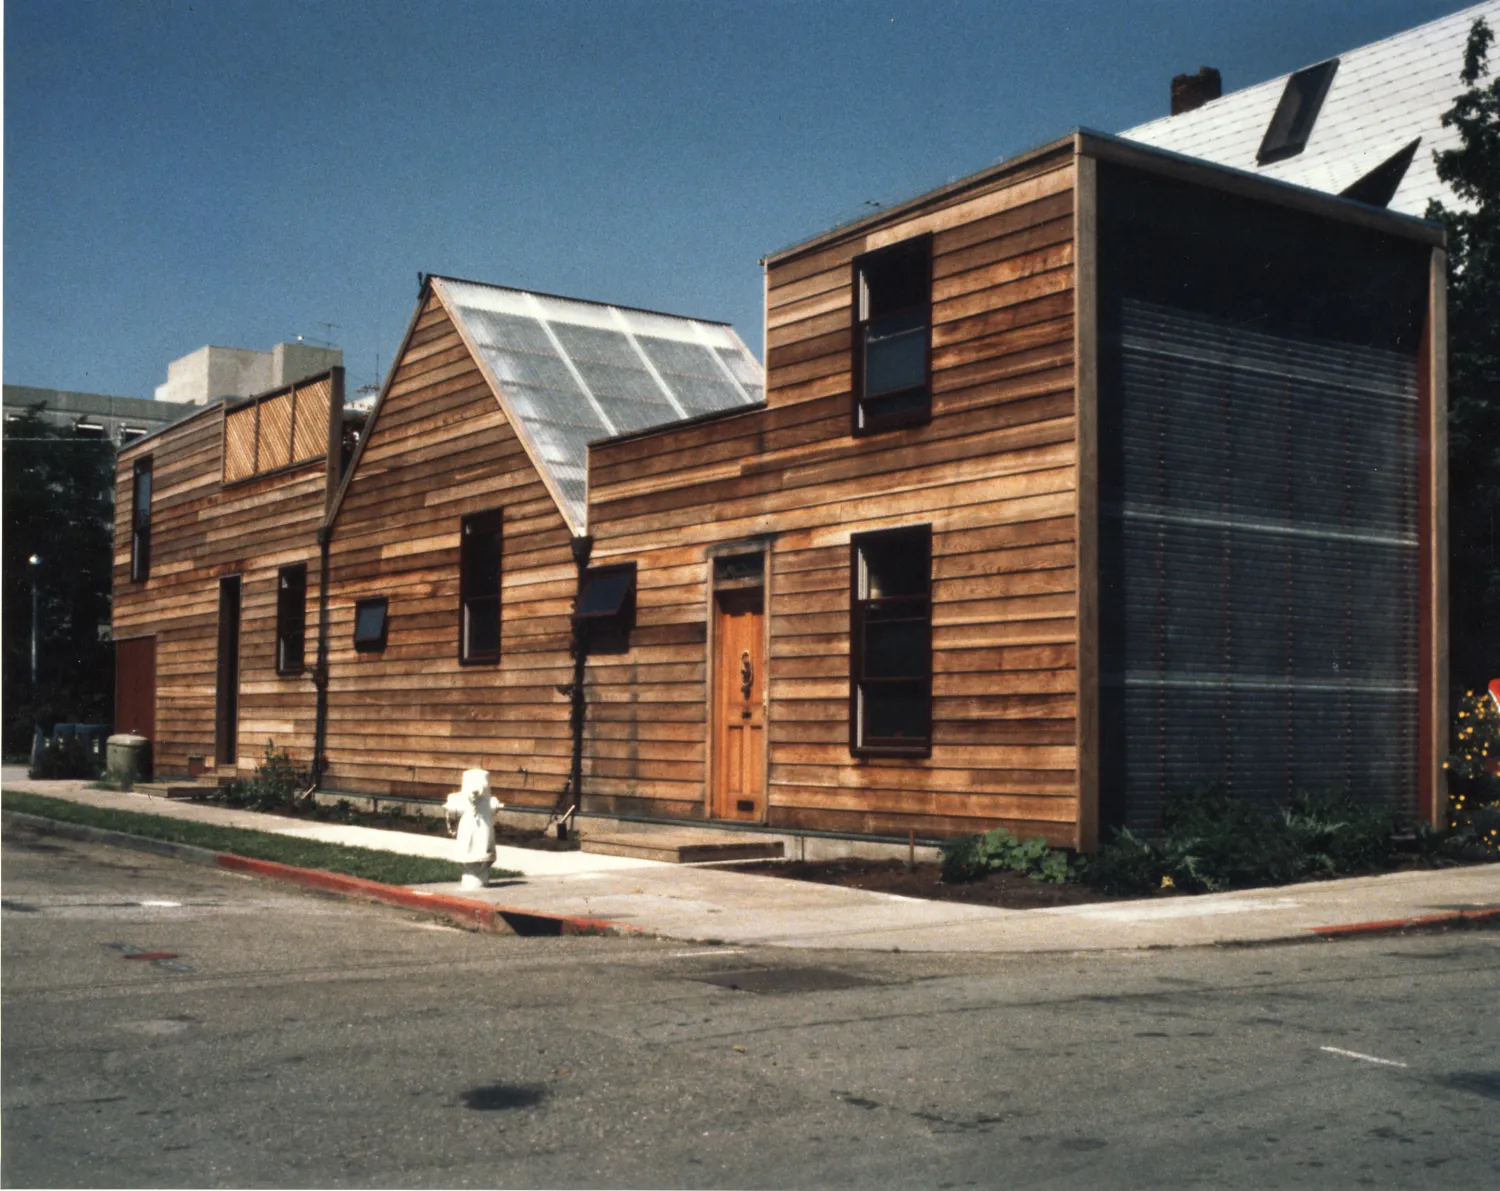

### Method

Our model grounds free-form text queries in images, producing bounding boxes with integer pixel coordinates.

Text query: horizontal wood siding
[113,410,326,777]
[587,147,1081,845]
[322,295,576,805]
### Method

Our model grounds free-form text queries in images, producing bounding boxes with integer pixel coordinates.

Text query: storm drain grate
[690,967,880,994]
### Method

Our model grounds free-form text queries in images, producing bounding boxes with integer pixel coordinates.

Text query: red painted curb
[212,853,635,937]
[1310,906,1500,937]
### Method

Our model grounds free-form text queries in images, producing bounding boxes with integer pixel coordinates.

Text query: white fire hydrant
[444,768,497,890]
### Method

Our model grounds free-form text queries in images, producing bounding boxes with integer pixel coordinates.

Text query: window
[276,564,307,675]
[130,458,152,582]
[460,510,502,664]
[850,525,932,755]
[1257,58,1339,165]
[353,597,388,653]
[852,236,932,435]
[573,562,637,655]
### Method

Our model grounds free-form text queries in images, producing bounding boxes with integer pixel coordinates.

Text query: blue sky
[3,0,1476,399]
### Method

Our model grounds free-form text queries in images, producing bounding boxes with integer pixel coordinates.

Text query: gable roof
[1120,1,1500,216]
[429,276,764,533]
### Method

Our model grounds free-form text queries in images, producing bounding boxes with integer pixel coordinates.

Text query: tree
[1,406,117,754]
[1429,16,1500,692]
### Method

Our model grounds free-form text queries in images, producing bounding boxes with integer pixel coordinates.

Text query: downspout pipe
[310,523,333,789]
[557,533,594,831]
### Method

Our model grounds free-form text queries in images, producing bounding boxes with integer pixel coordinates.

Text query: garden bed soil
[710,858,1131,910]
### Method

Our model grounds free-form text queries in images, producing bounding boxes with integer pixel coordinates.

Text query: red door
[115,635,156,777]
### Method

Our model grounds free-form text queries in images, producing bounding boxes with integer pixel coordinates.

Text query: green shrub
[204,741,306,812]
[939,826,1074,884]
[1085,785,1416,896]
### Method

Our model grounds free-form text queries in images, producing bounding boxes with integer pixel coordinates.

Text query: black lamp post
[28,553,40,687]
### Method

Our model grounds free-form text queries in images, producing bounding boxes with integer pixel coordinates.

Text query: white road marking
[1319,1046,1408,1068]
[669,949,745,958]
[138,900,182,908]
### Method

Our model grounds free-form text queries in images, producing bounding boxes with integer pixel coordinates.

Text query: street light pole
[29,554,40,687]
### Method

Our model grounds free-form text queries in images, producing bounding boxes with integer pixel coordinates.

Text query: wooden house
[113,369,348,778]
[114,129,1445,851]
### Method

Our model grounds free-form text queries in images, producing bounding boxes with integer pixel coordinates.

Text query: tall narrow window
[852,235,932,435]
[276,564,307,675]
[130,458,153,582]
[1256,58,1339,165]
[460,510,502,664]
[850,525,932,755]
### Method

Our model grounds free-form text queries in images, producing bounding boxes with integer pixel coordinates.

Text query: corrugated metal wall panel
[1111,299,1419,831]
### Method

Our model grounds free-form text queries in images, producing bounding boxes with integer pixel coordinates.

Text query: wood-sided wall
[321,293,577,805]
[112,404,328,777]
[586,142,1084,845]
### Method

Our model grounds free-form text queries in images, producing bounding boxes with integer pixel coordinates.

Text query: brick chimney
[1171,66,1222,116]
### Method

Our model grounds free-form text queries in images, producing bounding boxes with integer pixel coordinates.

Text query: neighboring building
[1121,1,1500,217]
[154,341,343,406]
[112,126,1448,849]
[3,384,186,447]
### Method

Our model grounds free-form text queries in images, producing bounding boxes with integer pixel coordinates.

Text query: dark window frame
[573,562,637,656]
[459,509,503,665]
[275,563,308,676]
[130,457,153,582]
[353,596,389,653]
[1256,58,1339,166]
[851,234,933,437]
[849,524,933,757]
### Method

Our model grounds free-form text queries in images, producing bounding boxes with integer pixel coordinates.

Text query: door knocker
[740,651,754,700]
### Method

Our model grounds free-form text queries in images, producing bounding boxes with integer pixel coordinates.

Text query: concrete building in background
[154,341,343,406]
[3,384,187,447]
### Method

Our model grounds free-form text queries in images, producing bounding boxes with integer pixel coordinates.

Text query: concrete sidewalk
[6,770,1498,953]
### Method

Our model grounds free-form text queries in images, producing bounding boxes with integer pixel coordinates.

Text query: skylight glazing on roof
[433,277,764,530]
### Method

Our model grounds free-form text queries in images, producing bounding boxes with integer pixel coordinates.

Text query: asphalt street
[3,821,1498,1189]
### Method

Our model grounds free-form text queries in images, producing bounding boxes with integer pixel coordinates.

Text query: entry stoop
[580,829,784,864]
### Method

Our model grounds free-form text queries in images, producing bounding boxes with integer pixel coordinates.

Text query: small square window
[353,597,388,653]
[852,236,932,435]
[574,563,637,655]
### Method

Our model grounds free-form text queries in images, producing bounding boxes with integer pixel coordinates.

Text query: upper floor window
[852,235,932,435]
[574,562,637,655]
[850,525,932,756]
[130,458,153,582]
[460,510,502,664]
[276,564,307,675]
[353,596,389,653]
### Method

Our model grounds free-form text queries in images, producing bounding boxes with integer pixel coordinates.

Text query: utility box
[106,734,150,788]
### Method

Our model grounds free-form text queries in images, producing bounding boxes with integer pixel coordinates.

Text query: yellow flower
[1160,875,1176,890]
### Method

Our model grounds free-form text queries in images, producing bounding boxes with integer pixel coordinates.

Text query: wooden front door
[115,635,156,777]
[215,577,241,767]
[711,588,765,820]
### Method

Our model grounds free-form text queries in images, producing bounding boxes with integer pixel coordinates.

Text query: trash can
[106,734,150,788]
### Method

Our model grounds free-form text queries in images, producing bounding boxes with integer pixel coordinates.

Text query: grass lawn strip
[2,790,520,886]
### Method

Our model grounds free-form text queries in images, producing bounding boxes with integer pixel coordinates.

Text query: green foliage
[206,742,305,812]
[2,407,117,754]
[1,789,512,885]
[1445,687,1500,859]
[939,826,1074,884]
[1085,786,1416,896]
[1428,17,1500,691]
[27,734,103,781]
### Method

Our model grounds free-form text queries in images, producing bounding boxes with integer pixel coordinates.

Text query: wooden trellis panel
[291,378,331,462]
[224,405,258,482]
[257,393,294,473]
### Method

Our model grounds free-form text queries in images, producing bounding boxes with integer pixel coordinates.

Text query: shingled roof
[1121,1,1500,216]
[429,276,764,533]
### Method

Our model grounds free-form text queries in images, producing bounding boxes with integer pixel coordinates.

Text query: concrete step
[133,781,212,800]
[580,829,784,864]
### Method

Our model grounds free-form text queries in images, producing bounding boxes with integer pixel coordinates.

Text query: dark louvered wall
[1096,164,1429,833]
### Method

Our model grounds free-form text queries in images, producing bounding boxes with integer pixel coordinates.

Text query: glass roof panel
[434,276,764,531]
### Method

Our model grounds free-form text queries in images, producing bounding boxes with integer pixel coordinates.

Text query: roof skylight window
[1257,58,1339,166]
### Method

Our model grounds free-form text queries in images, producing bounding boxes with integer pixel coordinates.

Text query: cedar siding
[586,144,1082,845]
[320,294,576,805]
[112,375,338,777]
